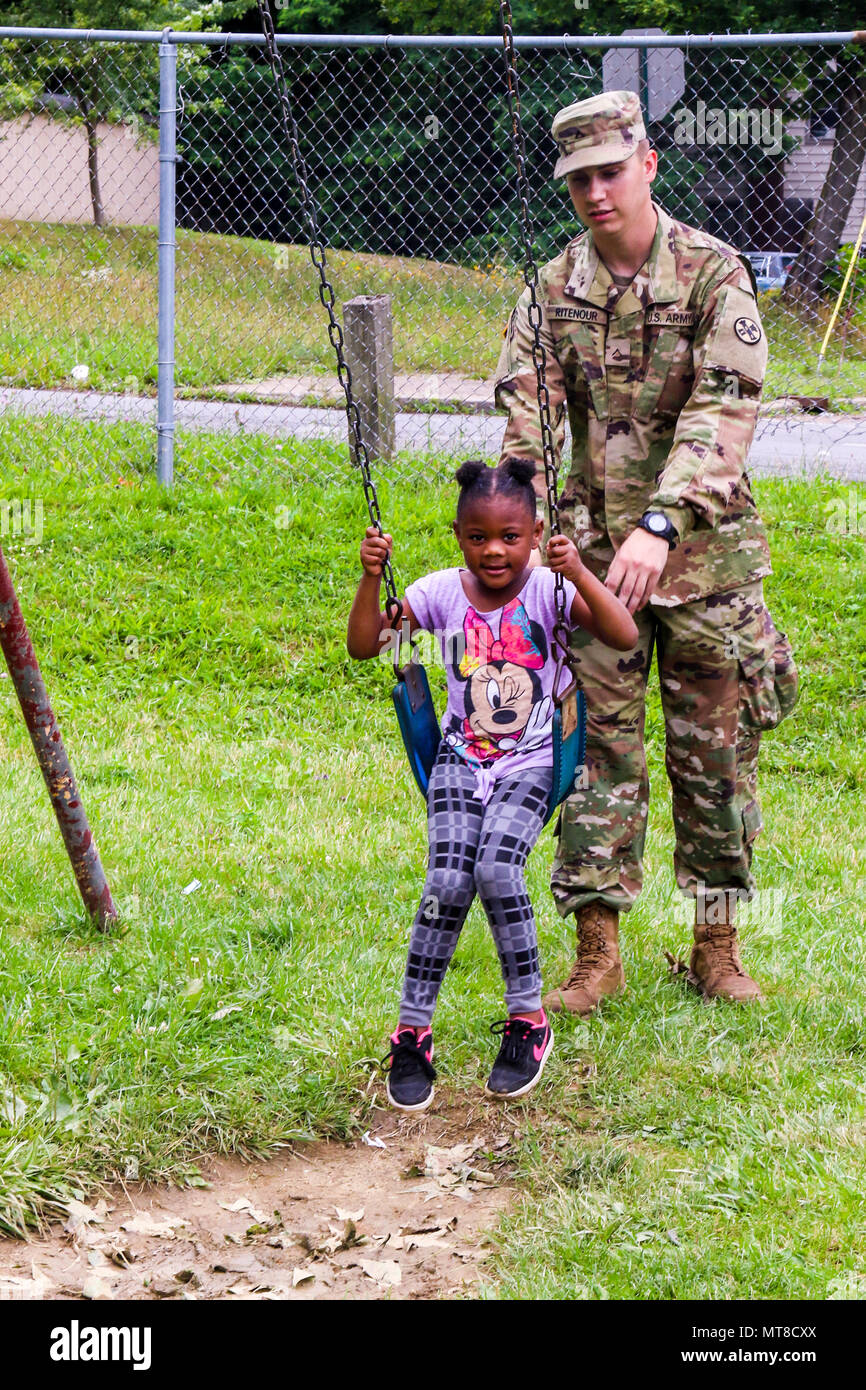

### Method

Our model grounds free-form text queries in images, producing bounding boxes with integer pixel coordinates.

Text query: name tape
[646,309,699,328]
[547,305,605,325]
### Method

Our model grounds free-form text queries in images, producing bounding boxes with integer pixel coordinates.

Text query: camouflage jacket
[494,202,772,605]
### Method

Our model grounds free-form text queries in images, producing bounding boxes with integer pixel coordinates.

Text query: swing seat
[392,659,442,799]
[548,680,587,826]
[392,655,586,824]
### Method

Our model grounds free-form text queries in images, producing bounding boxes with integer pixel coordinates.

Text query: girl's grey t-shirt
[403,566,578,802]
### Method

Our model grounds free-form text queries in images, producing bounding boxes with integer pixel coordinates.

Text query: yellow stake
[817,206,866,372]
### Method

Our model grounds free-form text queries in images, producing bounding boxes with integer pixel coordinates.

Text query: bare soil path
[0,1103,519,1302]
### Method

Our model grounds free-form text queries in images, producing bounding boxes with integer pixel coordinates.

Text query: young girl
[347,458,637,1110]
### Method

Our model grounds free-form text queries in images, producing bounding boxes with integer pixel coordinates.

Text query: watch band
[638,511,678,549]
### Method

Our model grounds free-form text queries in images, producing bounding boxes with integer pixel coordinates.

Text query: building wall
[784,119,866,241]
[0,113,159,226]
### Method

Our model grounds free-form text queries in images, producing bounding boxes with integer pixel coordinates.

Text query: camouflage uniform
[494,195,798,916]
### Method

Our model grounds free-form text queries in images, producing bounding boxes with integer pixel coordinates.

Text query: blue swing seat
[392,656,586,827]
[391,660,443,801]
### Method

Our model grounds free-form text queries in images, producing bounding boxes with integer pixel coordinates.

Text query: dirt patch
[0,1102,518,1301]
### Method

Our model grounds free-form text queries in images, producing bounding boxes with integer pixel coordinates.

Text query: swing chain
[498,2,569,651]
[256,1,399,616]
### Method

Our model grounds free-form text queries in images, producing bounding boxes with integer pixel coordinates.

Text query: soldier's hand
[360,526,393,578]
[605,528,669,614]
[546,534,584,583]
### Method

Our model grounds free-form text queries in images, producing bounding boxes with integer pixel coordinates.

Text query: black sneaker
[383,1027,436,1112]
[485,1015,553,1099]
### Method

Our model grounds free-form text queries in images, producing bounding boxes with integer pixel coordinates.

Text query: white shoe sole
[385,1083,435,1113]
[484,1029,554,1100]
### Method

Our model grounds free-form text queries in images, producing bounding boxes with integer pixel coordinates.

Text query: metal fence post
[157,28,177,486]
[343,295,395,464]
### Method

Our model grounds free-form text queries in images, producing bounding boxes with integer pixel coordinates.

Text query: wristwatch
[637,511,678,549]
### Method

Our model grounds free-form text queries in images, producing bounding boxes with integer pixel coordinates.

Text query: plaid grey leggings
[399,745,553,1026]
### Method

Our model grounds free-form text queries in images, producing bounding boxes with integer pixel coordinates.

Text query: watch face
[646,514,667,533]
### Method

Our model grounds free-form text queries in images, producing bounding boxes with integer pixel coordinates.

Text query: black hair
[454,456,537,523]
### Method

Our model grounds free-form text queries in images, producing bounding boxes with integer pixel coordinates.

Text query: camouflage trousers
[551,581,799,917]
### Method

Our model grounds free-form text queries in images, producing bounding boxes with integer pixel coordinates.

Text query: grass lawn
[0,421,865,1300]
[1,220,865,404]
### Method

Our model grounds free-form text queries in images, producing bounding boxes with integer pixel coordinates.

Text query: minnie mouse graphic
[445,598,554,763]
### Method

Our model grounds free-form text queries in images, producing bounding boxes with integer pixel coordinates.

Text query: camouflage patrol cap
[552,90,647,178]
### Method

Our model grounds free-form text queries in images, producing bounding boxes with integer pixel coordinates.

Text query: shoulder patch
[702,283,767,384]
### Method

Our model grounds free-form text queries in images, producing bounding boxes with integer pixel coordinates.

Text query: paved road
[3,386,866,479]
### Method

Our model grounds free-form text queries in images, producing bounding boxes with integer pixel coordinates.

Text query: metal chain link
[498,0,568,643]
[1,30,860,495]
[256,1,399,615]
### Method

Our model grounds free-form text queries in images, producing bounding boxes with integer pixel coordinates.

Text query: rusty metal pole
[0,545,117,929]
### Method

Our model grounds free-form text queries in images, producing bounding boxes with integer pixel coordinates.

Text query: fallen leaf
[219,1197,269,1225]
[119,1213,187,1238]
[424,1139,491,1188]
[462,1167,497,1186]
[376,1233,405,1250]
[425,1139,484,1176]
[82,1275,112,1300]
[227,1279,273,1298]
[401,1219,457,1237]
[210,1004,243,1021]
[292,1267,315,1287]
[335,1206,365,1223]
[63,1198,109,1234]
[107,1245,135,1268]
[359,1259,402,1288]
[405,1233,452,1252]
[211,1252,257,1274]
[319,1219,366,1255]
[0,1272,54,1299]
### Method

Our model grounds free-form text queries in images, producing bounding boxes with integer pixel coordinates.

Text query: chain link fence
[1,27,866,491]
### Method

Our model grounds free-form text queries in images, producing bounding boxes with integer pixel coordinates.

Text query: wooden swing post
[0,545,117,930]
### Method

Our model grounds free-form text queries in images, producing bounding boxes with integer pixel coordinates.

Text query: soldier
[494,90,798,1011]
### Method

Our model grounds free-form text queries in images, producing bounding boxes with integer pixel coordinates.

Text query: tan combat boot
[687,894,762,1003]
[543,903,625,1016]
